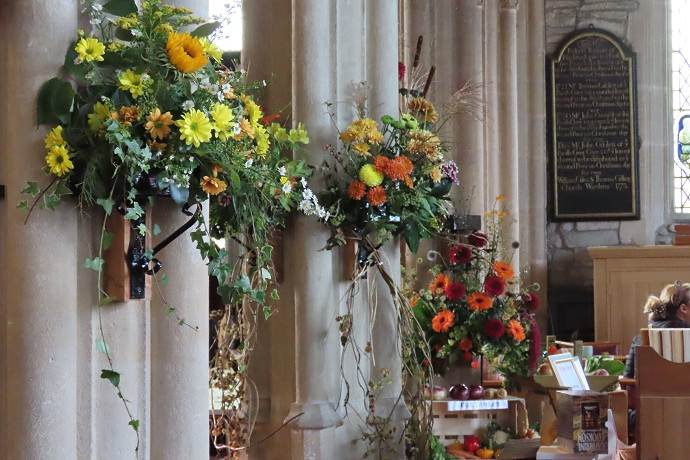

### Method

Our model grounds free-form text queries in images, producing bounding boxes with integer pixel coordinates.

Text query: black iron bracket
[126,201,201,299]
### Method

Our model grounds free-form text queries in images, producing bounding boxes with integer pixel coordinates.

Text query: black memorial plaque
[547,29,640,221]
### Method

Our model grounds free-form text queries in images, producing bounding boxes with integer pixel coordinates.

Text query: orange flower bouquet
[410,200,541,378]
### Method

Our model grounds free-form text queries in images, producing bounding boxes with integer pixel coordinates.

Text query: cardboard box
[556,390,608,454]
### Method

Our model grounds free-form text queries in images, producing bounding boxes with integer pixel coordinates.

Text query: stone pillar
[0,1,80,459]
[497,1,521,260]
[286,0,342,457]
[148,1,209,459]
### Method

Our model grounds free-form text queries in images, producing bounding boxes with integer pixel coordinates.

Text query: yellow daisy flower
[166,32,208,73]
[119,69,146,98]
[45,145,74,177]
[352,142,370,156]
[199,37,223,62]
[239,119,255,138]
[288,123,309,144]
[75,37,105,62]
[210,102,234,141]
[87,102,110,132]
[241,96,263,125]
[175,109,212,147]
[144,108,174,140]
[44,126,66,149]
[255,125,270,157]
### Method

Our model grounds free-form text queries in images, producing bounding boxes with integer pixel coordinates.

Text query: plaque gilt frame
[547,28,640,221]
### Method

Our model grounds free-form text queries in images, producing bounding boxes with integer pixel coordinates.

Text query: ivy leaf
[161,274,168,286]
[53,181,72,197]
[124,201,144,220]
[178,318,186,326]
[84,257,104,271]
[191,21,221,38]
[44,193,63,211]
[128,419,140,431]
[16,201,28,211]
[102,231,115,251]
[216,284,232,304]
[138,223,147,235]
[100,369,121,387]
[95,339,111,355]
[270,289,279,300]
[102,0,138,17]
[263,306,273,321]
[261,268,272,280]
[97,197,115,215]
[153,223,161,236]
[20,181,40,196]
[166,307,175,317]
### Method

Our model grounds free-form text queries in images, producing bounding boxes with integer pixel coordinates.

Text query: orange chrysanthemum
[459,337,472,351]
[367,186,387,206]
[373,155,389,173]
[428,273,451,294]
[145,108,173,140]
[119,106,138,123]
[493,261,515,280]
[404,176,414,188]
[349,180,366,200]
[507,319,526,342]
[467,292,493,311]
[386,156,414,181]
[166,32,208,73]
[200,176,227,195]
[432,310,455,333]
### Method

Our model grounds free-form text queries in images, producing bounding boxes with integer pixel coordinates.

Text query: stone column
[0,0,80,459]
[498,0,521,260]
[286,0,342,458]
[148,2,209,459]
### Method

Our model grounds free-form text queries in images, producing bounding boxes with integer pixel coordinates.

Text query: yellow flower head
[210,102,235,141]
[145,108,174,140]
[75,37,105,62]
[359,164,384,187]
[200,176,227,195]
[269,123,289,142]
[255,125,270,157]
[87,102,110,132]
[175,109,212,147]
[45,145,74,177]
[44,126,66,149]
[166,32,208,73]
[352,142,370,156]
[430,167,442,183]
[288,123,309,144]
[119,69,147,98]
[199,37,223,62]
[406,129,441,159]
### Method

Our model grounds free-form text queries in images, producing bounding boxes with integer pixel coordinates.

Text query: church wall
[543,0,671,341]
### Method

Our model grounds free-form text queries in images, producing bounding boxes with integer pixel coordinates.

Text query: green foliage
[101,369,121,387]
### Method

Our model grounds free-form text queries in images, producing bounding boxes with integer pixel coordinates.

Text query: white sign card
[547,352,590,391]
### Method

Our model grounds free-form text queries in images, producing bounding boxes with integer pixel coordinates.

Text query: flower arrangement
[19,0,323,454]
[410,198,541,379]
[318,88,459,254]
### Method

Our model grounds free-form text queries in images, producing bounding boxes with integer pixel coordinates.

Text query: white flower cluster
[296,177,329,221]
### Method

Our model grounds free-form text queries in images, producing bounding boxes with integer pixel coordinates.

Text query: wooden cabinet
[588,245,690,353]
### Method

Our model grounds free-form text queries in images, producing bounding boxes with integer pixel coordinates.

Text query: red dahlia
[449,245,472,264]
[484,318,505,339]
[523,293,540,313]
[445,282,467,301]
[483,276,505,297]
[468,231,488,248]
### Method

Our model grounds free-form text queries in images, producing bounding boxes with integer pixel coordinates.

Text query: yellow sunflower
[74,37,105,62]
[45,145,74,177]
[144,108,174,140]
[175,109,212,147]
[166,32,208,73]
